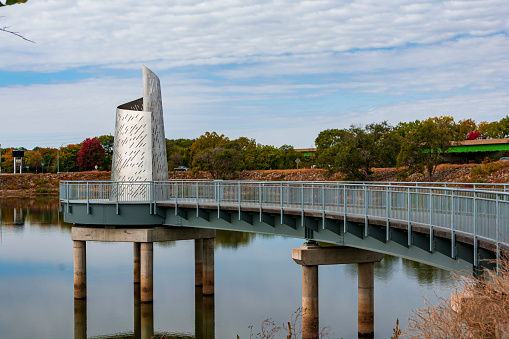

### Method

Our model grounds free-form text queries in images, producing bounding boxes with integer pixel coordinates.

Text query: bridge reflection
[74,285,214,339]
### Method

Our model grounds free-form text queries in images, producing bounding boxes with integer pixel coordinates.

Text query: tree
[397,117,454,178]
[456,119,478,140]
[24,150,43,172]
[190,132,228,158]
[96,135,114,170]
[466,130,481,140]
[59,144,81,172]
[0,148,14,173]
[1,0,34,43]
[194,146,242,179]
[316,122,401,180]
[315,129,349,173]
[77,138,104,171]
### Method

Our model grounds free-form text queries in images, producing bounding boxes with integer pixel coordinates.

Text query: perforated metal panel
[111,66,168,183]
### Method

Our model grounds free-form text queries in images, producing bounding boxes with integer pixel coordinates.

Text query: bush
[403,256,509,338]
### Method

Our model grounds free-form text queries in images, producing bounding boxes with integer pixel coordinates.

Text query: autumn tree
[0,148,14,173]
[24,150,43,172]
[77,138,104,171]
[96,135,114,170]
[59,144,81,172]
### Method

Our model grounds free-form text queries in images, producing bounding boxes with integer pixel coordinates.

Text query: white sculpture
[111,66,169,183]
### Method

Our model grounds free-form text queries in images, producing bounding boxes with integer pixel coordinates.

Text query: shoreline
[1,163,508,198]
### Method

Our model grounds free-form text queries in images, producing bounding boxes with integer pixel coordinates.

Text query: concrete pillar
[140,302,154,339]
[358,262,375,338]
[74,299,87,339]
[195,239,204,286]
[302,265,319,339]
[74,240,87,299]
[134,242,141,284]
[140,242,153,303]
[202,238,214,295]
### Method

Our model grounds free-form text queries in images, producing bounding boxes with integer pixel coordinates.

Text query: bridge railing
[60,180,509,264]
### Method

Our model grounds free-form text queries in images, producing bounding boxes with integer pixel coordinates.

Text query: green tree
[194,146,242,179]
[316,122,400,180]
[315,129,349,173]
[397,117,454,178]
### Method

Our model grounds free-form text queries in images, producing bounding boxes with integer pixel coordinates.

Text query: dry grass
[402,257,509,338]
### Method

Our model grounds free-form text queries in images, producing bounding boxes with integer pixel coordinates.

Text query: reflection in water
[402,259,451,285]
[0,197,71,229]
[74,299,87,339]
[0,197,454,338]
[343,253,451,285]
[195,287,215,339]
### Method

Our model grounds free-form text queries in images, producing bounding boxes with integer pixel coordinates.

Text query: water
[0,197,452,338]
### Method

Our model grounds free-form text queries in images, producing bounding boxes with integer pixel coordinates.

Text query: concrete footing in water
[292,244,384,339]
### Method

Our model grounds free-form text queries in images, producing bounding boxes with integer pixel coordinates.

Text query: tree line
[1,115,508,178]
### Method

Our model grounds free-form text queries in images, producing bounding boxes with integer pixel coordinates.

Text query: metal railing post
[474,191,478,266]
[386,186,390,242]
[322,184,325,229]
[496,193,500,274]
[259,182,263,223]
[86,182,90,214]
[408,187,412,246]
[116,182,119,214]
[364,185,368,237]
[196,182,199,217]
[451,191,456,258]
[343,185,348,233]
[280,183,284,224]
[429,189,433,252]
[301,184,304,227]
[239,182,242,220]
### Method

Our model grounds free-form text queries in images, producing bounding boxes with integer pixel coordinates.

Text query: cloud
[0,0,508,149]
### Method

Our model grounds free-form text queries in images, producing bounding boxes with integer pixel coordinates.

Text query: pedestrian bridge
[60,180,509,274]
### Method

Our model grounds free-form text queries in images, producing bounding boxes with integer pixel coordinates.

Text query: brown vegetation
[403,257,509,338]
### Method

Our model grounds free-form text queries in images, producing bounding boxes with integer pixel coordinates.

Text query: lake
[0,197,451,338]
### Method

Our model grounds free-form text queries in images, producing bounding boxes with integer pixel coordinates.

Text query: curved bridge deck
[60,180,509,274]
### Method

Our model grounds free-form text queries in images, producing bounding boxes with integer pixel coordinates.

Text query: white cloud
[0,0,508,149]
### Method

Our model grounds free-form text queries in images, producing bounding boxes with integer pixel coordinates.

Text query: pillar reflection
[74,299,87,339]
[140,302,154,339]
[195,286,215,339]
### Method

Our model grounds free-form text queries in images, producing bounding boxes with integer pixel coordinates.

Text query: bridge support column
[302,265,319,339]
[74,240,87,299]
[134,242,141,284]
[293,244,384,339]
[203,238,215,295]
[358,262,375,338]
[195,239,203,286]
[140,242,153,303]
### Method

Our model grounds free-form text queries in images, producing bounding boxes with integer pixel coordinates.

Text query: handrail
[60,180,509,270]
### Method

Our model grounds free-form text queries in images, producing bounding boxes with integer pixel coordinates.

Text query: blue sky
[1,0,508,149]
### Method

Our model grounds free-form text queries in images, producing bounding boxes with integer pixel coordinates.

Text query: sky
[1,0,508,150]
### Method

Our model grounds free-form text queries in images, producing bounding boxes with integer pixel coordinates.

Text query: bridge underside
[63,201,502,274]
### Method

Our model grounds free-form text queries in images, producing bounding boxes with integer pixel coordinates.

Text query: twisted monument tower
[111,66,169,182]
